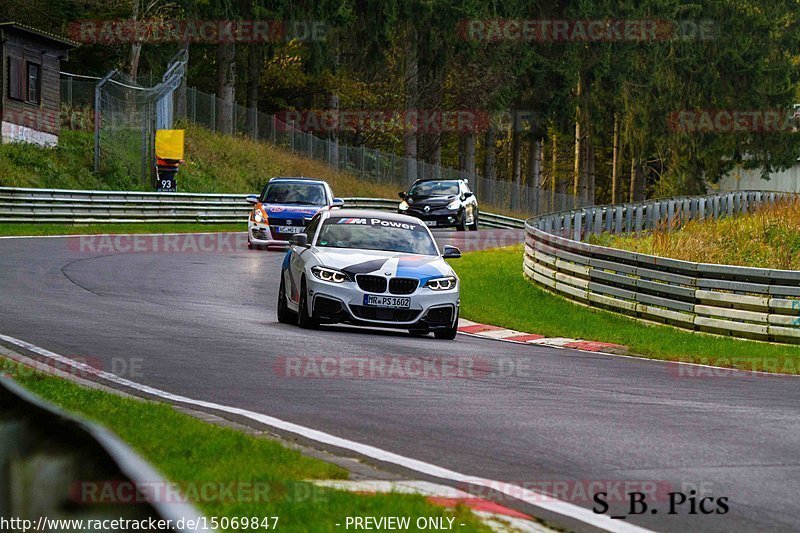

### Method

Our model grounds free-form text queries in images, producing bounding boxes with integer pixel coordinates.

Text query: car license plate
[363,295,411,308]
[424,220,437,227]
[276,226,304,234]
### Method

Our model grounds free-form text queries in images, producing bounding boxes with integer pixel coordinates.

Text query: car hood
[263,203,323,218]
[311,248,455,283]
[407,195,456,207]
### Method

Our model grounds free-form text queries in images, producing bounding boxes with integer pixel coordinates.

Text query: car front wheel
[468,208,479,231]
[434,310,459,340]
[297,278,319,329]
[277,273,296,324]
[456,210,466,231]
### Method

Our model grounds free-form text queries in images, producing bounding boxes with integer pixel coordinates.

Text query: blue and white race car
[277,209,462,339]
[246,177,344,249]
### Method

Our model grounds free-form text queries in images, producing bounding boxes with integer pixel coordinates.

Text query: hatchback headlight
[425,276,457,290]
[447,199,460,210]
[311,266,349,283]
[399,200,409,211]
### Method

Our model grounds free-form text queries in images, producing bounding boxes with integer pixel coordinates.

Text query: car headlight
[447,199,460,210]
[253,208,264,223]
[399,201,409,211]
[311,266,349,283]
[425,276,457,290]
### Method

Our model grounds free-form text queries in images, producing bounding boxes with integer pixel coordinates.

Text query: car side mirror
[332,198,345,207]
[246,194,259,204]
[398,191,406,199]
[463,192,474,199]
[291,233,309,248]
[442,245,461,259]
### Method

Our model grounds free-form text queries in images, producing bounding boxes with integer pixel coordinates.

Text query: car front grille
[356,275,387,293]
[389,278,418,295]
[268,217,306,227]
[350,305,420,322]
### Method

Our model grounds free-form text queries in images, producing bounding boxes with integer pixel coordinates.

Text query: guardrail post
[615,206,623,234]
[652,202,662,229]
[667,201,674,229]
[625,205,632,233]
[634,205,643,234]
[606,207,614,233]
[584,209,593,238]
[573,211,583,241]
[727,193,734,217]
[594,208,603,235]
[564,211,572,238]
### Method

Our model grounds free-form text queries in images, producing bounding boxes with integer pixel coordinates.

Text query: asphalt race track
[1,229,799,532]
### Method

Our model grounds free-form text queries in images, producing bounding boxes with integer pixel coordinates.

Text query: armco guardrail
[524,191,800,343]
[0,375,208,532]
[0,187,523,229]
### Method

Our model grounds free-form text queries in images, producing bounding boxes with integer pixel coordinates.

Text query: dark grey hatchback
[397,179,479,231]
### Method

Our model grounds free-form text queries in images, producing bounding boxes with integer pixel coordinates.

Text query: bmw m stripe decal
[396,256,443,283]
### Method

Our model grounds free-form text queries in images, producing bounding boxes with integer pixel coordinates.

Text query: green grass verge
[0,359,490,532]
[452,246,800,373]
[0,223,246,237]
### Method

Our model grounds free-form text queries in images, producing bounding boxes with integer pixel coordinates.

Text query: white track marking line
[0,333,649,533]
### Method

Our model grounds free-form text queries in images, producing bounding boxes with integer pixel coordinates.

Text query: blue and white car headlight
[253,208,265,223]
[312,266,349,283]
[425,276,457,290]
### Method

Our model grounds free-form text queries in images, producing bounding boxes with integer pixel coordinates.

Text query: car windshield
[261,182,326,205]
[408,181,459,197]
[316,217,439,255]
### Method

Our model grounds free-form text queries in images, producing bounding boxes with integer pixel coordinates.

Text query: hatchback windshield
[408,181,459,197]
[261,182,327,205]
[316,217,439,255]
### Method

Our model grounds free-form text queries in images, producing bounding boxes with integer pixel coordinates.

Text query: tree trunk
[483,122,496,203]
[528,137,542,214]
[402,32,418,184]
[461,133,476,190]
[572,79,582,207]
[246,43,262,138]
[629,156,645,202]
[175,43,189,120]
[216,38,236,135]
[587,135,595,205]
[511,112,523,210]
[550,133,557,212]
[328,92,339,168]
[128,0,141,81]
[611,114,620,204]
